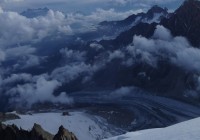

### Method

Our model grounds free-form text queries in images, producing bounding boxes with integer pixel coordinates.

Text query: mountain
[53,126,78,140]
[1,1,200,139]
[161,0,200,47]
[100,5,168,27]
[91,0,200,101]
[0,123,77,140]
[100,0,200,48]
[86,5,169,40]
[106,117,200,140]
[21,8,49,18]
[98,6,169,47]
[100,22,157,48]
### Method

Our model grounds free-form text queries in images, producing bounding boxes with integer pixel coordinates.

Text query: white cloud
[172,47,200,72]
[0,9,72,47]
[22,55,40,68]
[0,50,6,62]
[2,73,32,85]
[7,75,73,107]
[5,45,36,58]
[109,86,135,98]
[51,63,93,83]
[0,6,3,13]
[0,7,143,48]
[89,43,104,50]
[108,50,125,61]
[60,48,86,62]
[153,25,172,41]
[125,25,200,72]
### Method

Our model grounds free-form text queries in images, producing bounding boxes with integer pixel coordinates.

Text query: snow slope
[106,117,200,140]
[4,111,118,140]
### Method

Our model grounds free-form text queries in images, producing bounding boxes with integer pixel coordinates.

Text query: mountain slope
[106,117,200,140]
[91,6,168,40]
[161,0,200,47]
[100,22,157,48]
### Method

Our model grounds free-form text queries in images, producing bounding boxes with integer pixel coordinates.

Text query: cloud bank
[125,25,200,73]
[4,74,73,107]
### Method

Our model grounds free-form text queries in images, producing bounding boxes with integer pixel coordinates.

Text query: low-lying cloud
[125,25,200,73]
[5,74,73,107]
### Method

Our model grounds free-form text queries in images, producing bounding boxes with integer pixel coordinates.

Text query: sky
[0,0,184,14]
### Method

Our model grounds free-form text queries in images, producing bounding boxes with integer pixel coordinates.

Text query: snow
[142,13,164,24]
[106,117,200,140]
[3,111,113,140]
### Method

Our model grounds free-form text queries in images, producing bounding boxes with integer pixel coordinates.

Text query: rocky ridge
[0,123,78,140]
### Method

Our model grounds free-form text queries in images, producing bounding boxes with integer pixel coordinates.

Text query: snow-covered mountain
[80,5,169,41]
[4,111,123,140]
[106,117,200,140]
[1,1,200,140]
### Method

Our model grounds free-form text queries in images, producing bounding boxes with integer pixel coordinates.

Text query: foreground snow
[4,111,115,140]
[106,117,200,140]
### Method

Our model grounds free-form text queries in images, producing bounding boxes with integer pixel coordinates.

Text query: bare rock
[53,125,78,140]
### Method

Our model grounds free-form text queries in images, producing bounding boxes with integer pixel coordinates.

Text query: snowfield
[106,117,200,140]
[4,111,118,140]
[3,111,200,140]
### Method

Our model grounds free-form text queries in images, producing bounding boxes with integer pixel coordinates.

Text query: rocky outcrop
[31,123,54,140]
[0,112,20,122]
[161,0,200,47]
[0,123,78,140]
[53,126,78,140]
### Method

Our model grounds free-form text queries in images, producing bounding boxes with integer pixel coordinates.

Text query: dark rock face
[53,126,78,140]
[31,123,54,140]
[161,0,200,47]
[94,0,200,102]
[99,5,168,28]
[0,123,77,140]
[0,113,20,122]
[62,112,70,116]
[94,5,168,41]
[146,5,168,19]
[100,22,157,49]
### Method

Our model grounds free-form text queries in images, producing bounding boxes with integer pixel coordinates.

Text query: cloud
[21,55,40,68]
[64,8,143,33]
[60,48,86,63]
[0,8,72,47]
[0,50,6,62]
[0,0,23,3]
[153,25,172,41]
[172,47,200,72]
[6,75,73,107]
[0,0,183,10]
[108,50,125,61]
[2,73,32,85]
[0,6,143,48]
[125,25,200,72]
[109,86,134,98]
[51,63,93,83]
[87,8,143,22]
[5,45,36,58]
[89,43,104,51]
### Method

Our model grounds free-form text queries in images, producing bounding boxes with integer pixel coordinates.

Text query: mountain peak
[146,5,168,19]
[147,5,168,14]
[53,125,78,140]
[161,0,200,47]
[177,0,200,13]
